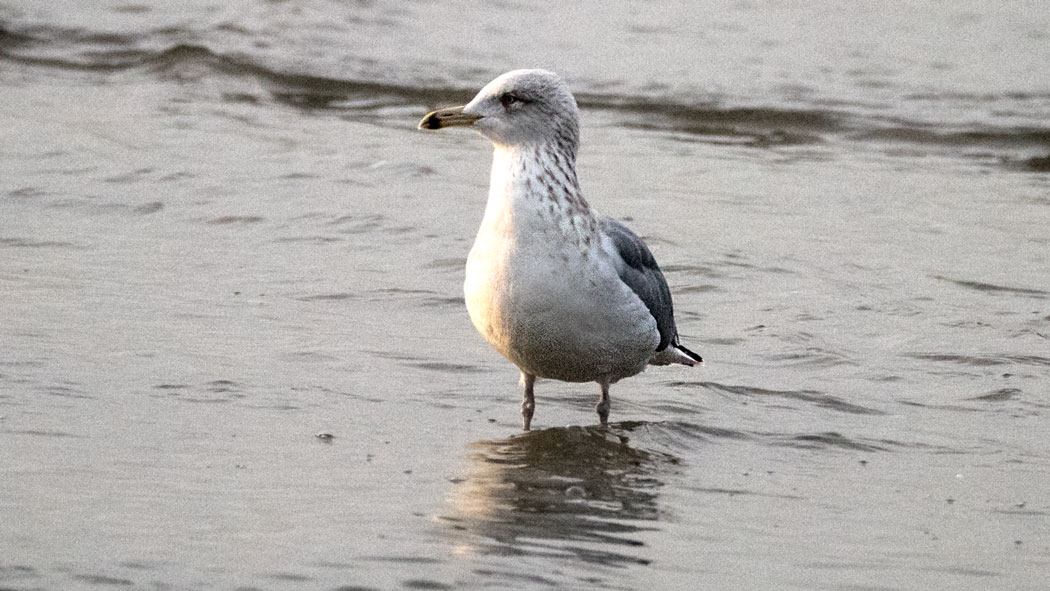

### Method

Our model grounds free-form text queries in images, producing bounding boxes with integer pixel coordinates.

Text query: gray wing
[599,216,677,352]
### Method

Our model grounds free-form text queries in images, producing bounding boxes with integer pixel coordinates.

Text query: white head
[419,69,580,152]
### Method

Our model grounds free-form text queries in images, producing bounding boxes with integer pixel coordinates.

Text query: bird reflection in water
[441,422,680,568]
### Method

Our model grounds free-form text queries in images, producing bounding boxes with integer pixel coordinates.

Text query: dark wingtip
[677,344,703,365]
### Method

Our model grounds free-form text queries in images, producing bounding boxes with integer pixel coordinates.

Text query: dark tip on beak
[418,105,482,130]
[419,112,444,130]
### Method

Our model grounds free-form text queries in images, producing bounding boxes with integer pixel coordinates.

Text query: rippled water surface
[2,1,1049,590]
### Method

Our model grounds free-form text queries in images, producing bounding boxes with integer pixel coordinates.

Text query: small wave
[411,361,490,374]
[904,90,1050,103]
[613,420,751,451]
[0,23,35,46]
[779,432,890,452]
[968,388,1022,402]
[906,353,1007,367]
[71,574,135,587]
[578,91,1050,161]
[583,92,844,131]
[1016,153,1050,172]
[907,353,1050,368]
[0,24,164,72]
[619,112,830,147]
[296,293,358,302]
[206,215,265,225]
[4,23,1048,169]
[683,381,885,415]
[934,275,1049,298]
[660,263,723,278]
[0,237,77,249]
[151,379,249,403]
[0,26,459,107]
[6,429,83,439]
[854,125,1050,149]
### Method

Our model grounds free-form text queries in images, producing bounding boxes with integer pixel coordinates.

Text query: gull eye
[499,93,519,109]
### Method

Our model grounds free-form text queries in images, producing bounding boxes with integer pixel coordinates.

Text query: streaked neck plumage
[484,137,593,235]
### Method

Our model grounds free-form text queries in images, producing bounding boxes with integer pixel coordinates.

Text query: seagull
[418,69,701,430]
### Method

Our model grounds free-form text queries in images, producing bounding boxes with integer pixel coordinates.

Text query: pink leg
[596,379,610,425]
[521,372,536,431]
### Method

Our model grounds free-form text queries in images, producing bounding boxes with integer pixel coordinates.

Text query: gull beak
[418,105,483,130]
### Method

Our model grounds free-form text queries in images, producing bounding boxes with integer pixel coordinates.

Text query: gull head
[418,69,580,150]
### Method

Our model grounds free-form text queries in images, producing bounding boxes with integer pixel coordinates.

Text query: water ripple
[907,353,1050,368]
[778,432,891,452]
[934,275,1049,298]
[3,26,1048,170]
[676,381,885,415]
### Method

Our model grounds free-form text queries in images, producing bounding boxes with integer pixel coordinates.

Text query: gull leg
[596,380,611,425]
[521,372,536,431]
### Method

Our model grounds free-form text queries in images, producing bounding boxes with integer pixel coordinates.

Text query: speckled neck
[490,143,591,218]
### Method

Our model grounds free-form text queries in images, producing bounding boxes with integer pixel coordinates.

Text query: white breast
[463,147,658,383]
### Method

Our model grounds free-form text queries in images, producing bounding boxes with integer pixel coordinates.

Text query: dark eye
[499,93,519,109]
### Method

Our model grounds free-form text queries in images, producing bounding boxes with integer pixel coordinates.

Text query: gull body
[419,69,701,430]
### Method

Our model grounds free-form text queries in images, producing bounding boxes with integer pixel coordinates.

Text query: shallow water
[2,1,1049,590]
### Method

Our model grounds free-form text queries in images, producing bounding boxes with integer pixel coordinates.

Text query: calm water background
[2,1,1049,589]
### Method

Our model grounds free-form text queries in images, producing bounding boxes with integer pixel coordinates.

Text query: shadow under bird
[418,69,702,430]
